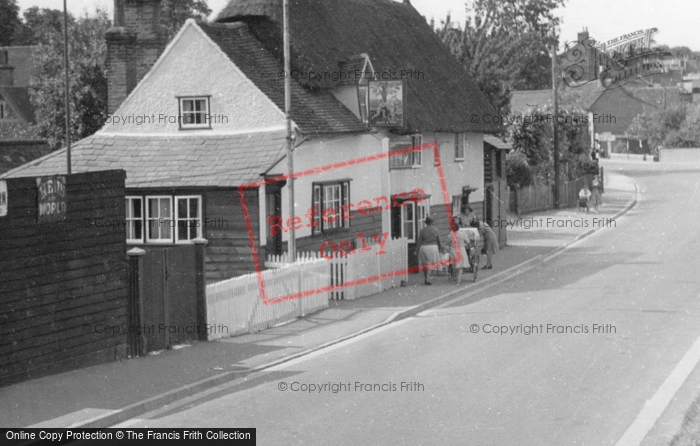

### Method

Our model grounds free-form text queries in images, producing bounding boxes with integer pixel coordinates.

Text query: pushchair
[447,229,481,283]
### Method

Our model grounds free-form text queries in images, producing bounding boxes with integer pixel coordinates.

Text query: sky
[15,0,700,51]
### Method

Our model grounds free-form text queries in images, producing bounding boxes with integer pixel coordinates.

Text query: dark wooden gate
[127,241,207,355]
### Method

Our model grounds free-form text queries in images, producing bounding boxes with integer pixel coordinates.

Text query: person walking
[478,222,498,269]
[590,175,603,213]
[415,216,443,285]
[449,222,478,284]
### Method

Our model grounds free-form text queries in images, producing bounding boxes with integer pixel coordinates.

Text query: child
[578,186,591,214]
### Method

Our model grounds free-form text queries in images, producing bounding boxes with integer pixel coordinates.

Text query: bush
[506,153,533,188]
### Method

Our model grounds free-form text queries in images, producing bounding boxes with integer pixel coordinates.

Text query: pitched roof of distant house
[214,0,500,133]
[0,140,51,175]
[198,22,366,135]
[0,86,35,123]
[1,132,287,188]
[510,90,553,115]
[0,46,40,88]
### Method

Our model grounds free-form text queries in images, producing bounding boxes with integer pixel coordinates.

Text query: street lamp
[283,0,295,260]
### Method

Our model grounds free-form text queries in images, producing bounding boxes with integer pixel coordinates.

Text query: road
[119,161,700,445]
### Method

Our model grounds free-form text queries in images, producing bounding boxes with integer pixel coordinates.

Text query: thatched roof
[215,0,499,133]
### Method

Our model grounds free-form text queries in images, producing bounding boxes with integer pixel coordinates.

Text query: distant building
[0,46,50,174]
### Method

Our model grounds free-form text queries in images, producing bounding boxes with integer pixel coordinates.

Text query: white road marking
[615,326,700,446]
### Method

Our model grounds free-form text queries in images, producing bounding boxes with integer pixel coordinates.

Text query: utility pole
[551,31,559,209]
[63,0,71,174]
[283,0,295,260]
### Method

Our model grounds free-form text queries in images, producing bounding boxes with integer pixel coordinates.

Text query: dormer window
[178,96,210,129]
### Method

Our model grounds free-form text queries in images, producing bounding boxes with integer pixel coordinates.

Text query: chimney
[577,27,589,43]
[105,0,165,114]
[0,50,14,86]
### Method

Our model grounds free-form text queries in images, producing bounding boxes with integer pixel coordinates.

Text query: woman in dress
[590,176,602,213]
[478,222,498,269]
[415,216,443,285]
[449,222,478,284]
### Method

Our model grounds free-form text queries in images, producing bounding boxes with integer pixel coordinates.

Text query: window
[395,197,429,243]
[146,196,173,242]
[451,195,461,218]
[125,197,143,243]
[176,196,202,242]
[312,181,350,233]
[179,97,210,129]
[0,100,8,120]
[454,133,465,161]
[389,134,422,169]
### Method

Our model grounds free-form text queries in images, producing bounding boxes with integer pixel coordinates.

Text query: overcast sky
[15,0,700,51]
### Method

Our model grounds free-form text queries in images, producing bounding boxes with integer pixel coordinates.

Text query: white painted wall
[101,22,286,135]
[389,132,484,206]
[269,133,386,243]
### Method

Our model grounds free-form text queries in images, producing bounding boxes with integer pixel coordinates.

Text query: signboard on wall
[36,175,66,223]
[0,180,7,217]
[368,80,406,128]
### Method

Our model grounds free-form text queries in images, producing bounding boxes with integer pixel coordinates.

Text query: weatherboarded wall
[0,170,128,387]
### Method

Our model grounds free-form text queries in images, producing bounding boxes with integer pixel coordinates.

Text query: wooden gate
[127,241,207,355]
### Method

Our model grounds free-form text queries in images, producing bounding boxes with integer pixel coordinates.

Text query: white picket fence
[266,236,409,300]
[205,258,330,340]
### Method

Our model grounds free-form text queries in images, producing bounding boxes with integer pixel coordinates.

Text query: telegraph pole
[63,0,71,174]
[283,0,295,260]
[551,31,560,209]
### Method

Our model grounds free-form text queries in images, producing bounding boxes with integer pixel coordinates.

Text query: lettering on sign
[36,175,67,222]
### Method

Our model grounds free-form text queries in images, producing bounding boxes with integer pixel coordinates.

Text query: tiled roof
[484,135,510,150]
[0,87,35,123]
[0,140,51,175]
[1,132,287,188]
[215,0,500,133]
[198,22,367,135]
[510,90,553,115]
[0,46,40,88]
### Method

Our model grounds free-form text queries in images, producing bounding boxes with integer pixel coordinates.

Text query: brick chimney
[0,50,14,86]
[577,28,589,43]
[105,0,165,114]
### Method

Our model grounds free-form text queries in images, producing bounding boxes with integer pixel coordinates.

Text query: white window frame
[125,196,144,244]
[312,181,350,234]
[410,134,422,167]
[416,198,430,235]
[402,202,416,242]
[146,196,174,243]
[178,96,210,129]
[175,195,203,243]
[455,133,465,161]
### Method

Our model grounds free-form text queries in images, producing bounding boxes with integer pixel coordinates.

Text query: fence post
[600,166,605,194]
[193,238,209,341]
[127,248,146,358]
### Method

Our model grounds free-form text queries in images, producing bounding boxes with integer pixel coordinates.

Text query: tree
[507,104,591,184]
[10,7,66,45]
[627,104,688,151]
[161,0,211,41]
[0,0,22,46]
[432,0,565,115]
[28,8,111,150]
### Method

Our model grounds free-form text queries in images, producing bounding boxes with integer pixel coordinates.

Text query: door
[266,182,283,256]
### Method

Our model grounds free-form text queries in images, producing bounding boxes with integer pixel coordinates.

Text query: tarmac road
[117,161,700,445]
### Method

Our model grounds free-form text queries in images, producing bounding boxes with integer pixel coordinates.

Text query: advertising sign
[36,175,67,223]
[368,80,406,128]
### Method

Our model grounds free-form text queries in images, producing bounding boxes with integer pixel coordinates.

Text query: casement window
[178,97,210,129]
[125,197,144,243]
[389,134,422,169]
[175,196,202,242]
[397,197,430,243]
[130,195,203,244]
[311,181,350,233]
[146,196,173,243]
[455,133,465,161]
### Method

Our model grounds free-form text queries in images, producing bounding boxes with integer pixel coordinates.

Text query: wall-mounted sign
[0,180,7,217]
[36,175,66,223]
[368,80,406,128]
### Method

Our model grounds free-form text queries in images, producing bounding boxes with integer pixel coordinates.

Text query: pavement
[0,168,638,429]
